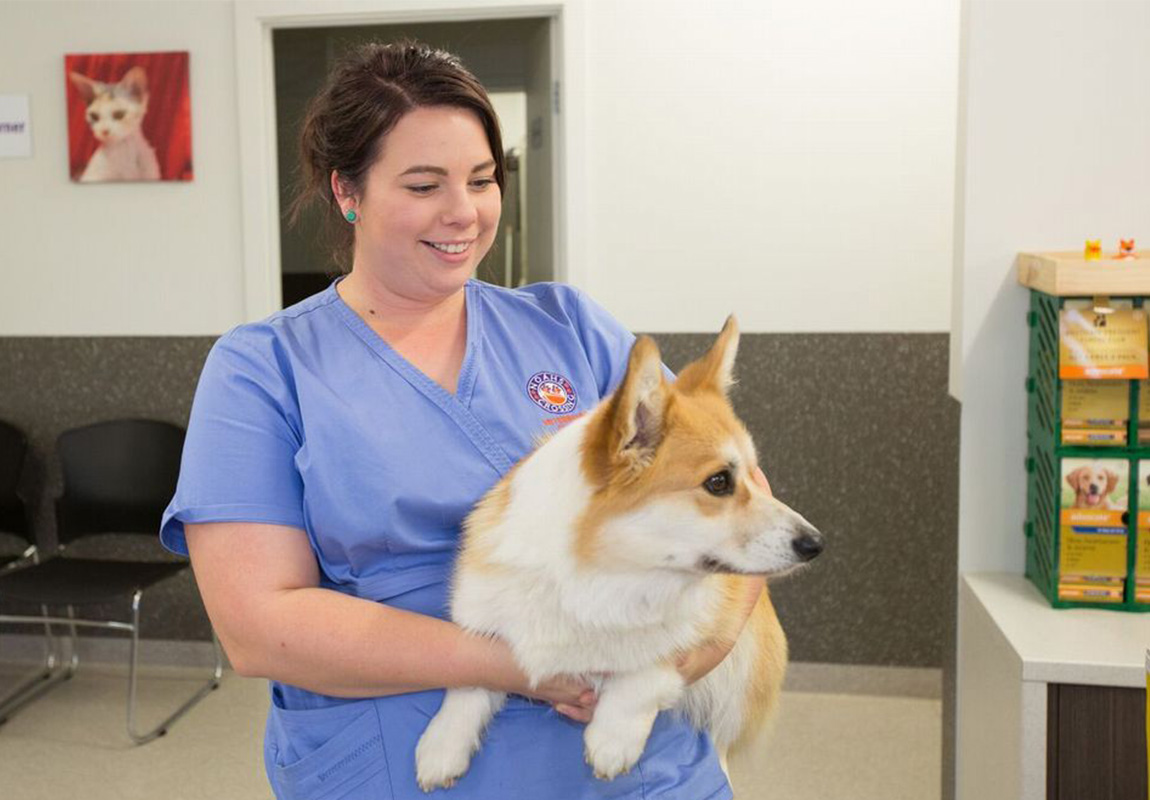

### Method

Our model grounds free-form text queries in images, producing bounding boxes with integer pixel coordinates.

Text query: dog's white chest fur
[455,562,720,680]
[450,415,721,680]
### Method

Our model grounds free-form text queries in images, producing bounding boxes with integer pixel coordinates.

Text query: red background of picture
[65,51,193,182]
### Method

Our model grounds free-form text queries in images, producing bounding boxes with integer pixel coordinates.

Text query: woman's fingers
[550,685,597,722]
[554,703,594,723]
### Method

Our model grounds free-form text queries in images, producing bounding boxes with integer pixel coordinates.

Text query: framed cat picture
[65,51,192,183]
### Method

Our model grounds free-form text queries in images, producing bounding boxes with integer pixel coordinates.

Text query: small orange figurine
[1116,239,1136,259]
[1085,240,1102,260]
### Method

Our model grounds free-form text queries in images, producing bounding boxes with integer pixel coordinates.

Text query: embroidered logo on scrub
[526,371,578,414]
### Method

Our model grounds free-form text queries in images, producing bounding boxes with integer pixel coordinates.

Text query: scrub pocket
[379,692,647,800]
[266,695,392,800]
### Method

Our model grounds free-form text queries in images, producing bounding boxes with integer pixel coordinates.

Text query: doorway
[273,18,556,307]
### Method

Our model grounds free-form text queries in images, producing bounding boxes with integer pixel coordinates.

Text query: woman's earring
[345,209,357,223]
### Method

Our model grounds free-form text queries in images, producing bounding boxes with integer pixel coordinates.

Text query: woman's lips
[422,240,474,263]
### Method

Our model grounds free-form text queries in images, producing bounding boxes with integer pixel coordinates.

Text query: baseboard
[784,662,942,699]
[0,633,230,671]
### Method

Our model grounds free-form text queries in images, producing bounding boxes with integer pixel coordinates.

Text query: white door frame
[234,0,585,321]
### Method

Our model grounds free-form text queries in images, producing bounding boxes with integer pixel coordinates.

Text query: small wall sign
[0,94,32,158]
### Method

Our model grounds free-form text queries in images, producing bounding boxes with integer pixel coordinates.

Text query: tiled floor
[0,662,941,800]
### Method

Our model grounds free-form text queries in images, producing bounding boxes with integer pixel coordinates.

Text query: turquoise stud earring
[345,209,357,223]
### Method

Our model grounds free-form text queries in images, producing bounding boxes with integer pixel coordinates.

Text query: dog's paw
[415,719,474,792]
[583,716,652,781]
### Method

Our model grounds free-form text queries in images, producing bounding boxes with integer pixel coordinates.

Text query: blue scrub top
[161,279,732,800]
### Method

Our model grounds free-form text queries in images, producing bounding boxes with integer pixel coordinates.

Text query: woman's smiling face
[347,105,502,303]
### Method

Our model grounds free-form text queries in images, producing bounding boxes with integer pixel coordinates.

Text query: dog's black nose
[792,528,824,562]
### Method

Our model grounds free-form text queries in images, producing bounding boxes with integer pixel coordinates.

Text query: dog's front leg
[415,687,507,791]
[584,664,685,780]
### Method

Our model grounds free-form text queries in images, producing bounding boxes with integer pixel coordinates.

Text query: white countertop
[963,572,1150,688]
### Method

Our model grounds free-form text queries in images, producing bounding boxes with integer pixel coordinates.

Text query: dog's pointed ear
[1066,467,1086,491]
[675,315,740,396]
[608,335,668,471]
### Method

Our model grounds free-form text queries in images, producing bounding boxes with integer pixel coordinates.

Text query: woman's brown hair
[290,39,505,273]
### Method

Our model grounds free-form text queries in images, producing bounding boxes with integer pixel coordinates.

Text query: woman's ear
[330,170,355,206]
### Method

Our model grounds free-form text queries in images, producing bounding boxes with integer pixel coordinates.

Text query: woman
[162,40,764,799]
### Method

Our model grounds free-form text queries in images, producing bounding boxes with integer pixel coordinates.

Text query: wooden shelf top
[1017,251,1150,296]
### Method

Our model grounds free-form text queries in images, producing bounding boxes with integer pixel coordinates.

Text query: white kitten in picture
[70,66,161,182]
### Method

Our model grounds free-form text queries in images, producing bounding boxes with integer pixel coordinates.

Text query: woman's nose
[440,186,479,227]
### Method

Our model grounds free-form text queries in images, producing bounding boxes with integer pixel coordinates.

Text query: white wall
[954,0,1150,575]
[0,0,243,336]
[583,0,960,333]
[0,0,959,336]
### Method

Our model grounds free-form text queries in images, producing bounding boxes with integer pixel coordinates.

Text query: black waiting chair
[0,419,222,743]
[0,419,69,724]
[0,420,36,569]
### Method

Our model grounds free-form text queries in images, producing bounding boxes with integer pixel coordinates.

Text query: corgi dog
[415,316,823,791]
[69,66,161,182]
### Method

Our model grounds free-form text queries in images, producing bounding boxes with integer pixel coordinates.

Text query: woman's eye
[407,184,436,194]
[703,470,734,497]
[470,178,497,190]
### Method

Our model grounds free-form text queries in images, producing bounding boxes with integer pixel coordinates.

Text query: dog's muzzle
[791,525,825,562]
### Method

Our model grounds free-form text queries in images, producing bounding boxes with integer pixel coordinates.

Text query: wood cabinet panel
[1047,683,1147,800]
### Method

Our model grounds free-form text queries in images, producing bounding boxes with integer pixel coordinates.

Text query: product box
[1061,380,1128,446]
[1057,583,1126,602]
[1138,461,1150,604]
[1059,299,1148,380]
[1059,457,1128,602]
[1140,380,1150,445]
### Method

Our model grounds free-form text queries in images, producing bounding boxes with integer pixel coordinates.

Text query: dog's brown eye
[112,109,126,120]
[703,470,734,497]
[87,110,99,122]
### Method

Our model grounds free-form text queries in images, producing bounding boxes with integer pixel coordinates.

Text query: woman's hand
[674,576,765,684]
[477,638,598,722]
[520,674,599,723]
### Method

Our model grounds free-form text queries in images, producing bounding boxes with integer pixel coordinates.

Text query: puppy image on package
[1065,462,1124,509]
[1059,458,1129,597]
[415,317,824,790]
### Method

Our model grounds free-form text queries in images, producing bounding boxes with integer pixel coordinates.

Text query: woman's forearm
[188,522,531,699]
[222,586,521,698]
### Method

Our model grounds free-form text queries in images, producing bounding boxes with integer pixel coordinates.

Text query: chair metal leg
[0,594,222,743]
[126,590,223,745]
[0,606,79,725]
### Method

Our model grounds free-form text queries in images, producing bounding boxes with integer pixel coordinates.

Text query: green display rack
[1023,280,1150,612]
